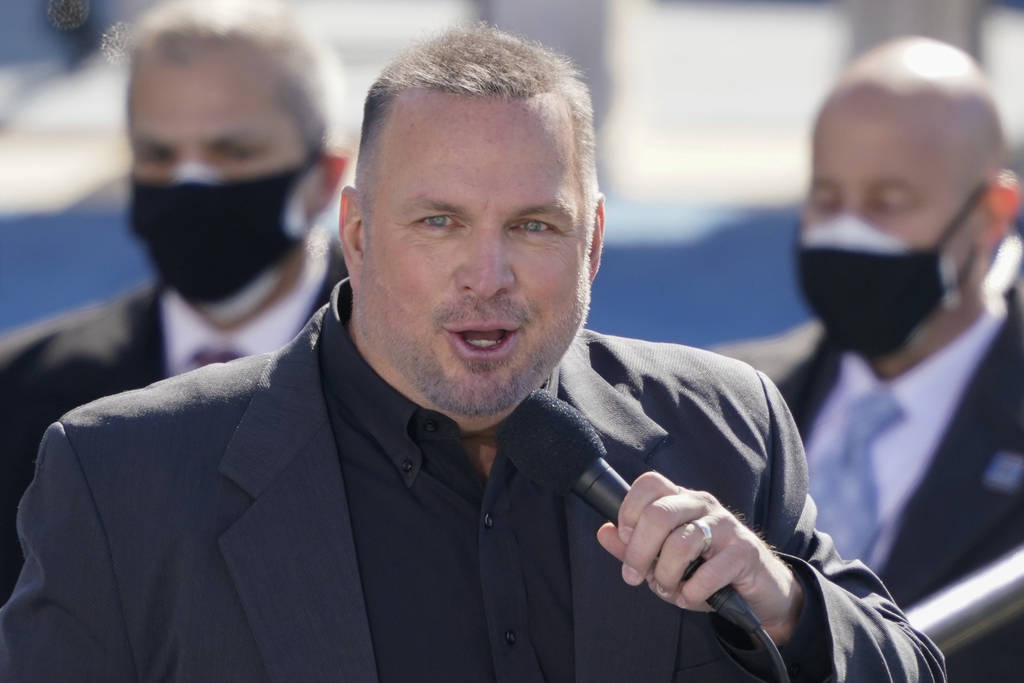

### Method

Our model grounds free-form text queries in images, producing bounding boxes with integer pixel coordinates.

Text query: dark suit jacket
[721,283,1024,681]
[0,310,944,682]
[0,245,347,603]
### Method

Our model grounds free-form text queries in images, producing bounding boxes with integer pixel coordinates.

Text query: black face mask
[798,184,986,359]
[130,162,314,303]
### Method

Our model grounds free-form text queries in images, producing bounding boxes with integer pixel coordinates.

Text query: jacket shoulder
[715,321,825,386]
[571,329,774,413]
[0,287,158,387]
[63,353,266,435]
[46,353,268,491]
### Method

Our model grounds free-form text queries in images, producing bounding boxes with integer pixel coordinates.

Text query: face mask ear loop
[281,147,330,239]
[934,182,989,302]
[937,182,989,249]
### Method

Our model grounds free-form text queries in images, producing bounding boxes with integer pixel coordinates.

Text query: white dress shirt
[161,238,329,377]
[805,304,1006,569]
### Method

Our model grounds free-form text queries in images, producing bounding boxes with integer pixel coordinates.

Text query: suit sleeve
[754,370,947,682]
[0,422,138,682]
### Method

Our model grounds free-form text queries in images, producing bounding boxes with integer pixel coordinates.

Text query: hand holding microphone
[594,471,803,645]
[499,390,804,651]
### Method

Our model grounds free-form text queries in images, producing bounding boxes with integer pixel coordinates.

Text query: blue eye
[423,215,451,227]
[522,220,548,233]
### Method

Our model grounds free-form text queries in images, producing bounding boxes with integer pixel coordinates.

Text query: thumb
[596,522,627,561]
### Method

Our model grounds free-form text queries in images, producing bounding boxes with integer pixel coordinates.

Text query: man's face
[342,91,603,429]
[129,43,308,184]
[804,89,983,251]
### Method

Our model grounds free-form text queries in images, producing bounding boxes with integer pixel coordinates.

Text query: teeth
[466,338,499,348]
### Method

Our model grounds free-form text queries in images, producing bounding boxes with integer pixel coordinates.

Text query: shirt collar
[837,305,1006,411]
[887,305,1005,412]
[319,280,423,479]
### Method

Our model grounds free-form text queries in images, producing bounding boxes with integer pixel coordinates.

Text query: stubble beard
[354,269,592,419]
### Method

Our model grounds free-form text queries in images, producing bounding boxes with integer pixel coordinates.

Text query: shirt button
[424,419,438,432]
[504,629,517,645]
[483,513,494,529]
[401,459,413,473]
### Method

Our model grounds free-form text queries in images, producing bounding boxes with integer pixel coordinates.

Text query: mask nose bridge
[171,160,224,185]
[800,212,908,254]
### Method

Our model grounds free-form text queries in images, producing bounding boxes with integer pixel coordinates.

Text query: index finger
[617,471,708,542]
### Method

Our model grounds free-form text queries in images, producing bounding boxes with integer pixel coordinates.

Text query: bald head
[821,38,1004,181]
[806,37,1016,250]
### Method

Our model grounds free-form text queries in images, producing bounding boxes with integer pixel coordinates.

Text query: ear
[983,170,1021,249]
[587,196,605,283]
[339,185,365,290]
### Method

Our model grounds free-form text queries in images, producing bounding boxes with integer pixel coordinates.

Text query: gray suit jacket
[721,283,1024,682]
[0,310,944,682]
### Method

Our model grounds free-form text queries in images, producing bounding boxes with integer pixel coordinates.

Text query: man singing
[0,25,943,682]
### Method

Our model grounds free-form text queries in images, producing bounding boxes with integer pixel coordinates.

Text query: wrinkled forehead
[372,90,582,201]
[383,89,575,149]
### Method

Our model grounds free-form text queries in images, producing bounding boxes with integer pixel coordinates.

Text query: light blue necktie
[810,389,904,561]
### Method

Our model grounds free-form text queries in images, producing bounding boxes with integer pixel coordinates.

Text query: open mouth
[445,325,519,359]
[459,329,509,349]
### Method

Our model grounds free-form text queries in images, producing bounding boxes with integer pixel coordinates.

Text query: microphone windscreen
[498,389,607,494]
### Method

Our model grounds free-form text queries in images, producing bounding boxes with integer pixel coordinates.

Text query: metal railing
[905,543,1024,654]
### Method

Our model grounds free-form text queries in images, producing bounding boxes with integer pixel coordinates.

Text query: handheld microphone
[497,390,761,633]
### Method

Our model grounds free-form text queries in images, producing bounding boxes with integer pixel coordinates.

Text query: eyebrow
[868,178,917,193]
[404,199,464,215]
[402,197,577,224]
[131,127,270,149]
[810,177,917,195]
[518,199,577,222]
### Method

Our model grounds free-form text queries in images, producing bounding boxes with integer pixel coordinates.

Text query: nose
[454,226,516,299]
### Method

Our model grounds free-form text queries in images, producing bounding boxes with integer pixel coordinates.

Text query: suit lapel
[558,344,684,682]
[778,326,841,438]
[133,286,168,382]
[217,313,378,683]
[882,291,1024,603]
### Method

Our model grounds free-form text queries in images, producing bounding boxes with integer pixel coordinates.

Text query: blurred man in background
[0,0,348,603]
[723,37,1023,680]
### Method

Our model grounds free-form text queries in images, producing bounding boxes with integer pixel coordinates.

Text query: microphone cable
[684,557,790,683]
[755,627,791,683]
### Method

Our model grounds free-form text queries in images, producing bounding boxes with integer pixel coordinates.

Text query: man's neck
[461,430,500,481]
[869,291,986,380]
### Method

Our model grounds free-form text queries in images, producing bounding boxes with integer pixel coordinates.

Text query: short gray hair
[127,0,341,150]
[356,24,598,218]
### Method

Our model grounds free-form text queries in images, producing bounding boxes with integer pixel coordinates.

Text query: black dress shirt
[318,285,573,683]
